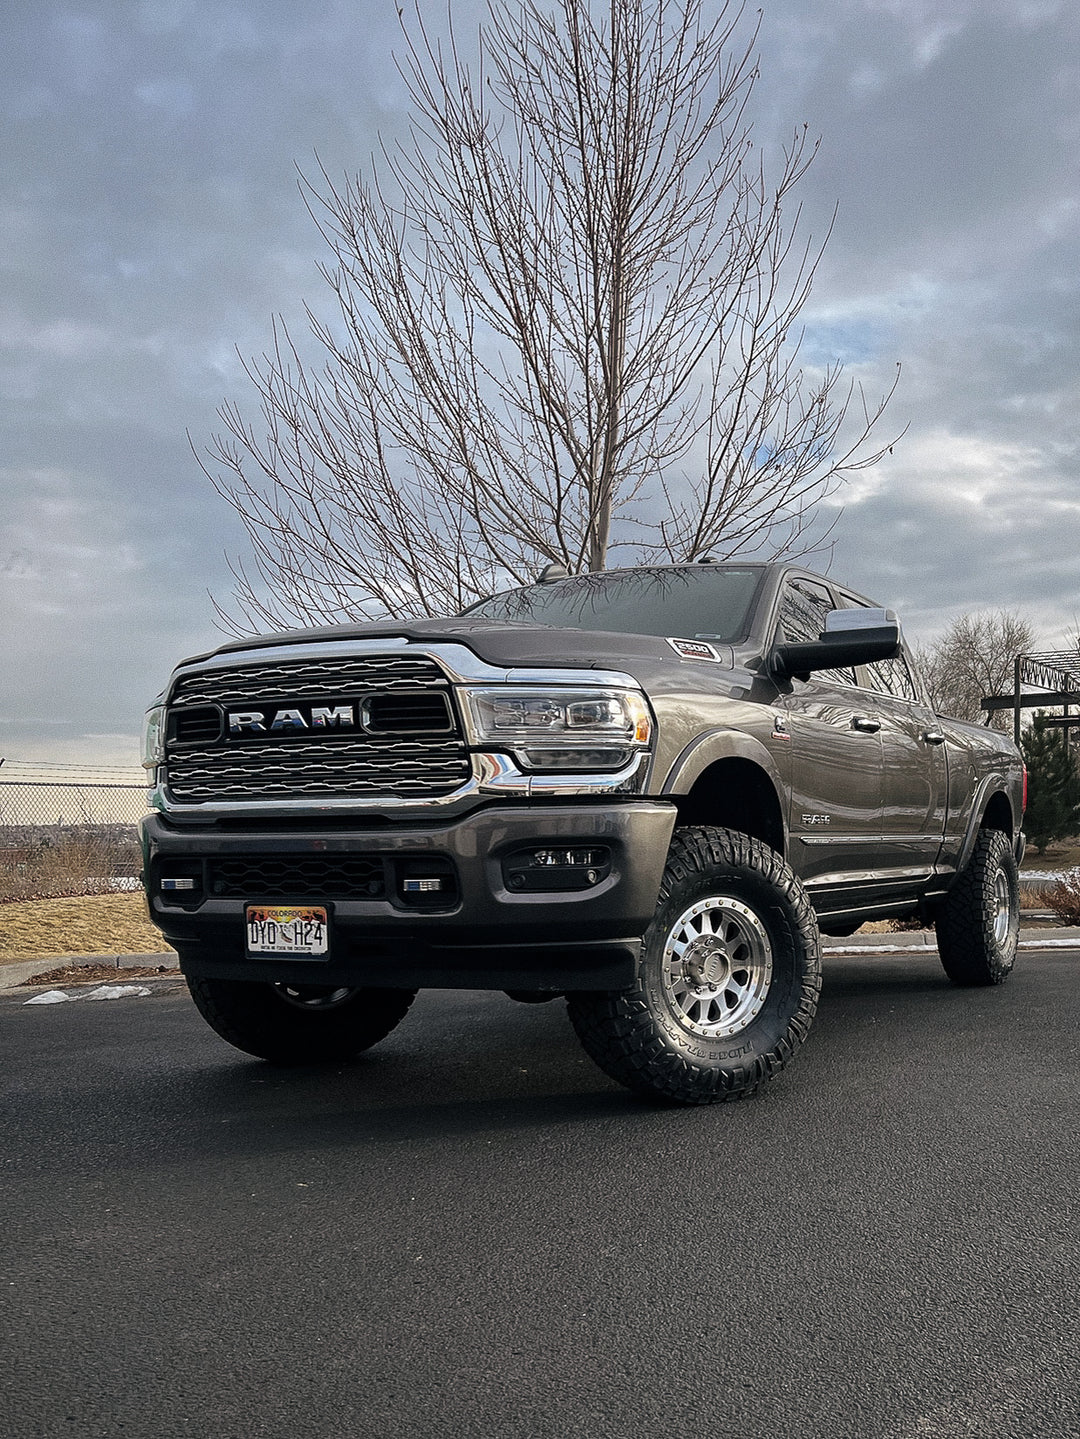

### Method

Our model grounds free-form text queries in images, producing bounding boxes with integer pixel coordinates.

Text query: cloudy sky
[2,0,1077,770]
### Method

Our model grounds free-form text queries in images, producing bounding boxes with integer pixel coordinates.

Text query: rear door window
[834,589,922,703]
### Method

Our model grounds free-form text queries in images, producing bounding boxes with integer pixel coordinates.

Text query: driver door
[773,577,886,889]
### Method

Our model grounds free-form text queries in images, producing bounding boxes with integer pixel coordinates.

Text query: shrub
[1033,868,1080,926]
[0,829,138,903]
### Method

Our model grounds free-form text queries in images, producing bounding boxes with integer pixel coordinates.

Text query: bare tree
[916,610,1036,728]
[206,0,900,632]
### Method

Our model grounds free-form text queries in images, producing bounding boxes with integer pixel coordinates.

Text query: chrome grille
[172,707,223,744]
[164,652,470,804]
[172,654,449,707]
[167,738,470,800]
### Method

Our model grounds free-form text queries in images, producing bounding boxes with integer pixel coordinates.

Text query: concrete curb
[0,953,178,992]
[822,930,937,953]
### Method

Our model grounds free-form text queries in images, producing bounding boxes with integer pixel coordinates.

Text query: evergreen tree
[1021,713,1080,853]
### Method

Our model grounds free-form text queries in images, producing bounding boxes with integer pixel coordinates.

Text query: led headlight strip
[463,686,653,772]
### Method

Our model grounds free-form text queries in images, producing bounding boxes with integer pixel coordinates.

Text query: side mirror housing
[771,608,901,681]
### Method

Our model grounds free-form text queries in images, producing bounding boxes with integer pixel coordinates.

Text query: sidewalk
[2,928,1076,992]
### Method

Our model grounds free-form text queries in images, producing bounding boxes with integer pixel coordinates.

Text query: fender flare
[955,771,1017,875]
[660,729,790,855]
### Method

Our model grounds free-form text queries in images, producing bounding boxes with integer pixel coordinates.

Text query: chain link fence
[0,760,148,902]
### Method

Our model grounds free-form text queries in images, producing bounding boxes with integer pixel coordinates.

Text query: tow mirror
[771,608,901,681]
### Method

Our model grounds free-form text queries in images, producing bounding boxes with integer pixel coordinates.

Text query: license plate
[246,905,329,958]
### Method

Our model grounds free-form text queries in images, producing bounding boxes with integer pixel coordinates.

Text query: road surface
[3,949,1078,1439]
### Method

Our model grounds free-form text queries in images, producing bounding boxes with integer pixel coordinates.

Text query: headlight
[142,703,165,769]
[463,687,653,771]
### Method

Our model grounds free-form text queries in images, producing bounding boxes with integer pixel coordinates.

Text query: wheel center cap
[685,937,731,988]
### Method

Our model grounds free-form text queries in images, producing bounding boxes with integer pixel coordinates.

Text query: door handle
[922,730,946,745]
[851,716,881,733]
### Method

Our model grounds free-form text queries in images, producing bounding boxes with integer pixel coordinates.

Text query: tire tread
[187,977,416,1063]
[936,828,1019,987]
[567,827,821,1105]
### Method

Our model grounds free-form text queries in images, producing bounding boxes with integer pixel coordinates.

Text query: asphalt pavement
[2,943,1078,1439]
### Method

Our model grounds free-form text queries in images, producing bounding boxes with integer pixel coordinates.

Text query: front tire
[936,828,1019,986]
[186,977,417,1063]
[567,827,821,1105]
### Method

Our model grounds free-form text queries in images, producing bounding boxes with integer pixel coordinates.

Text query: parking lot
[1,948,1077,1439]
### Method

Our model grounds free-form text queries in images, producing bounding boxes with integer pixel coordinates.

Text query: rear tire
[186,977,417,1063]
[936,829,1019,986]
[567,827,821,1105]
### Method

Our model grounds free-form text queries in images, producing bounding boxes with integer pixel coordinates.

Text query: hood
[177,615,737,680]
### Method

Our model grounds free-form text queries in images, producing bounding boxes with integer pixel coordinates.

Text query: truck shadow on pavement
[131,958,987,1158]
[9,957,1035,1174]
[820,953,957,999]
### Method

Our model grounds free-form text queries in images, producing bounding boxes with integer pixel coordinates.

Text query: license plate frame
[245,904,330,960]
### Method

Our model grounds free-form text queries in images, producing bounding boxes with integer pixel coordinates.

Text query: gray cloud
[753,0,1080,650]
[2,0,1079,766]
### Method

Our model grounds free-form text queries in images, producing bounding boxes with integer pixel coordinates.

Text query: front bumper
[141,802,676,991]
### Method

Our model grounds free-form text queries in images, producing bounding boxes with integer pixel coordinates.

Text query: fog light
[531,848,606,867]
[502,845,612,892]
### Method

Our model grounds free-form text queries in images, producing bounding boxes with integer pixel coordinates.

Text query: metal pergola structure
[982,652,1080,746]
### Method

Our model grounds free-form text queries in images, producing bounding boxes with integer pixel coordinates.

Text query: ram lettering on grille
[164,654,470,802]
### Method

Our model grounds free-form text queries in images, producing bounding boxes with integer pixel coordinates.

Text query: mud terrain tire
[186,977,417,1064]
[567,827,821,1105]
[936,828,1019,986]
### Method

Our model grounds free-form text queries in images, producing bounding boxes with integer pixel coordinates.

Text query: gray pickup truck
[141,562,1025,1104]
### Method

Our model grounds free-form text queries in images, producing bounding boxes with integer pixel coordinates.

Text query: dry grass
[0,892,173,963]
[1021,837,1080,870]
[857,919,932,934]
[0,832,140,903]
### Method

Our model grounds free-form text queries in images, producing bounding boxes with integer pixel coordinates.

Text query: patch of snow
[85,984,152,1000]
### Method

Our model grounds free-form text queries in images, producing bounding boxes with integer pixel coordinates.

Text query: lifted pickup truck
[141,563,1025,1104]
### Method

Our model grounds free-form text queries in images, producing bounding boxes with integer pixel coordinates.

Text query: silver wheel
[662,895,773,1038]
[272,984,356,1011]
[992,869,1012,947]
[567,828,821,1105]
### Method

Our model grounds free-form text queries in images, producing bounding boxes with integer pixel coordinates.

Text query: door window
[777,578,856,686]
[834,589,921,703]
[863,652,920,704]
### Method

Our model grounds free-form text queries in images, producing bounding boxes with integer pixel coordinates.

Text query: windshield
[463,566,764,642]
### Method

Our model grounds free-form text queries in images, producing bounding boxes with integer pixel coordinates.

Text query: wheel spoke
[660,895,773,1039]
[720,984,741,1011]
